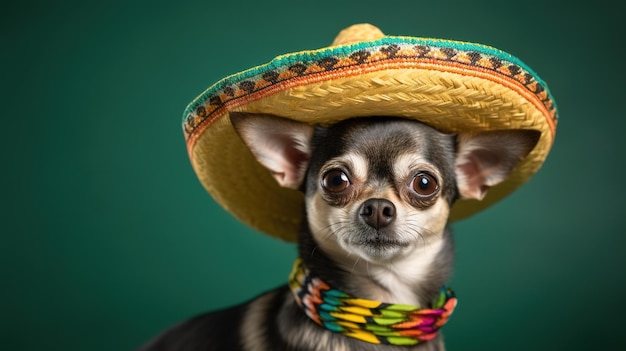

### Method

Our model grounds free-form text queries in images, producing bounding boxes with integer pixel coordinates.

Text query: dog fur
[139,115,539,351]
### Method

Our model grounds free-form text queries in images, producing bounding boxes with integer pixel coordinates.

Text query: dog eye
[322,170,350,193]
[411,172,439,197]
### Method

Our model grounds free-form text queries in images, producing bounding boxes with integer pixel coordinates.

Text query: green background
[3,1,624,350]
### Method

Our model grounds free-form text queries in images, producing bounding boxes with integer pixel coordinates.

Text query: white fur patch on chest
[367,236,445,306]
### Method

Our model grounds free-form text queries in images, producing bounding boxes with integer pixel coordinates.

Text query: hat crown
[332,23,385,45]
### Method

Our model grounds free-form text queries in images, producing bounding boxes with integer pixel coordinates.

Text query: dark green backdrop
[3,1,624,350]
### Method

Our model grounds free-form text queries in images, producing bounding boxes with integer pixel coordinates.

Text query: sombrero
[182,23,558,242]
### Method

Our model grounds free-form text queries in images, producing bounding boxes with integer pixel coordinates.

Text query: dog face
[301,118,458,264]
[231,113,539,265]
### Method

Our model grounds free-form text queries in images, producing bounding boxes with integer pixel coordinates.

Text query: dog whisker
[310,246,319,258]
[403,219,437,249]
[350,256,361,276]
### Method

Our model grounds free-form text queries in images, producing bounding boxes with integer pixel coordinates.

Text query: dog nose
[359,198,396,229]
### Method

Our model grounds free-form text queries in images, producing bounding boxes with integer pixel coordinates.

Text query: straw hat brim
[183,24,558,242]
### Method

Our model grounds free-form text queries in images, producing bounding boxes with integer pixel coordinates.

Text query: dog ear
[455,129,540,200]
[230,112,314,189]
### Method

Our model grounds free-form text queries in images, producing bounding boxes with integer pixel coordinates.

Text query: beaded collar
[288,258,457,346]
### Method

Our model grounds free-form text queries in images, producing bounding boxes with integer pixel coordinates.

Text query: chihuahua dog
[140,114,539,351]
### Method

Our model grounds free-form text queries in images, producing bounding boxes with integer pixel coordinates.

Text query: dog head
[231,113,539,264]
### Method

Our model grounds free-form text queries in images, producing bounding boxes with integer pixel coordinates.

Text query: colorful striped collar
[288,258,457,346]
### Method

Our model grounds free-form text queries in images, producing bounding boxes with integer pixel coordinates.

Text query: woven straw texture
[183,24,558,241]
